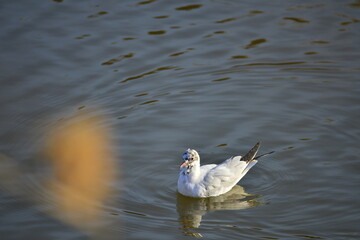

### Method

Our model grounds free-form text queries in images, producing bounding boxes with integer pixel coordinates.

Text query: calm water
[1,0,360,239]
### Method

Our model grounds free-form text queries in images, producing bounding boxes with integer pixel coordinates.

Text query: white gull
[177,142,272,198]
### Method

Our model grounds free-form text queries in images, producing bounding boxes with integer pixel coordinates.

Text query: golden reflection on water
[45,113,116,230]
[176,185,263,237]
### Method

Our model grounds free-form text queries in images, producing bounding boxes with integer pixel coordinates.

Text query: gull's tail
[240,142,274,175]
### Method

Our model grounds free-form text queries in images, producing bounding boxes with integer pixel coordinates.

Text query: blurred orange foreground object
[45,114,115,229]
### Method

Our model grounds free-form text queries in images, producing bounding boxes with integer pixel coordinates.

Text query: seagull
[177,142,273,198]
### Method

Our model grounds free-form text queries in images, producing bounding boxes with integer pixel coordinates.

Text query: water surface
[1,0,360,239]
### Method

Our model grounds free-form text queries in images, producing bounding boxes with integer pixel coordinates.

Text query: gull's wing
[201,143,261,195]
[202,157,248,191]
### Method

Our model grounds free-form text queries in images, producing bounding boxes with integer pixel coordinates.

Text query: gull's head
[180,149,199,169]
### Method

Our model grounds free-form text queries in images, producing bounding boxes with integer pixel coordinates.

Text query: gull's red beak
[180,161,189,169]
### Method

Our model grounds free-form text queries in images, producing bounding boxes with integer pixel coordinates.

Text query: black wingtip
[241,142,261,163]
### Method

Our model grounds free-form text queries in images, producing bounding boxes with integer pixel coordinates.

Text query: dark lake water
[1,0,360,239]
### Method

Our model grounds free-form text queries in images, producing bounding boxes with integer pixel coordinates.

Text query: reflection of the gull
[176,185,262,237]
